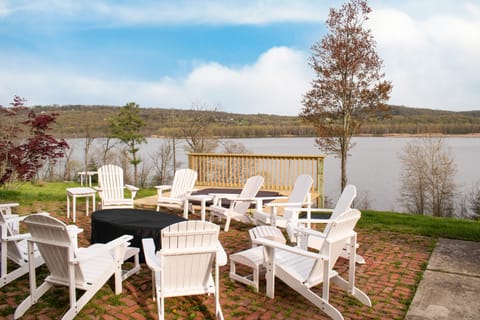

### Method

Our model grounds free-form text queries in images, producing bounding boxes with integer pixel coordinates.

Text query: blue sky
[1,0,479,115]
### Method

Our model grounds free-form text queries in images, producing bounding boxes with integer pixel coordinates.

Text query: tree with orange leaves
[300,0,392,191]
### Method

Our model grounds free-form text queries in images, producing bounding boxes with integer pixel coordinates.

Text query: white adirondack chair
[95,164,139,209]
[0,203,45,288]
[155,168,198,219]
[229,225,286,292]
[254,209,371,320]
[14,214,134,320]
[253,174,313,229]
[209,175,264,232]
[142,220,227,320]
[290,184,365,264]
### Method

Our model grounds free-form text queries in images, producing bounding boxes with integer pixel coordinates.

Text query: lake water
[203,137,479,212]
[69,136,480,212]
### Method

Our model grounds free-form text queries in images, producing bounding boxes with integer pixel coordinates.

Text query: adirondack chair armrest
[4,233,31,242]
[265,200,305,208]
[236,197,268,210]
[255,196,288,208]
[232,197,259,202]
[253,238,320,260]
[155,185,172,197]
[104,234,134,249]
[292,227,327,240]
[75,235,134,263]
[298,218,332,225]
[0,203,19,209]
[296,207,333,213]
[125,184,139,198]
[209,194,263,208]
[93,186,103,193]
[209,193,238,200]
[66,224,83,234]
[125,184,139,191]
[209,193,239,207]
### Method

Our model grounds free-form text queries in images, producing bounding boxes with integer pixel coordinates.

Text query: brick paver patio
[0,205,434,320]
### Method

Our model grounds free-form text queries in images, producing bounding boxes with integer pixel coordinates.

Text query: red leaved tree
[0,96,69,186]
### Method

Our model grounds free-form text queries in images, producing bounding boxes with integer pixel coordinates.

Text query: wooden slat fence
[188,153,324,206]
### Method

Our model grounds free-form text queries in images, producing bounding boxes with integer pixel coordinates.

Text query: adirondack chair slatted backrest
[231,176,264,214]
[307,209,360,286]
[98,165,125,203]
[160,221,219,292]
[299,184,358,252]
[169,169,197,199]
[330,184,356,219]
[283,174,313,221]
[23,214,86,283]
[0,204,24,265]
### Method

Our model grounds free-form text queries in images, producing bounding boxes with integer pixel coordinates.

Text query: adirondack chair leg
[331,276,372,307]
[160,295,165,320]
[63,285,106,320]
[215,262,225,320]
[14,282,52,319]
[264,246,276,299]
[298,286,344,320]
[121,247,141,280]
[1,236,7,279]
[1,256,43,288]
[223,218,231,232]
[151,271,156,301]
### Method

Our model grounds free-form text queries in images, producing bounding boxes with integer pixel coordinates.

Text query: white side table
[77,171,97,187]
[185,194,213,221]
[66,187,96,223]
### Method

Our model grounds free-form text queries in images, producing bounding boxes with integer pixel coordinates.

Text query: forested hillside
[35,104,480,138]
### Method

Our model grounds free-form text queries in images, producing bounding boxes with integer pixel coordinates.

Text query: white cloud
[368,3,480,110]
[2,0,331,25]
[0,47,312,115]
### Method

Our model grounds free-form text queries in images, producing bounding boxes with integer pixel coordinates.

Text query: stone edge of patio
[405,238,480,320]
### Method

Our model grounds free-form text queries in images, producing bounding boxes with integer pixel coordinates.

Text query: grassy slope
[359,210,480,242]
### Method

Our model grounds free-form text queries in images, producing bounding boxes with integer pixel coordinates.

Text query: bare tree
[61,144,77,181]
[399,137,457,217]
[99,136,117,166]
[150,140,176,185]
[300,0,392,191]
[138,161,152,188]
[83,125,95,173]
[219,141,250,154]
[468,182,480,218]
[182,103,218,153]
[218,140,252,185]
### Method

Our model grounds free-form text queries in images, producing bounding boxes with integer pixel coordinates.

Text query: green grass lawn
[1,181,479,241]
[359,210,480,242]
[0,181,157,204]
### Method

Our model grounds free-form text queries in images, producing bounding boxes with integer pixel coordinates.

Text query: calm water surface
[71,137,480,212]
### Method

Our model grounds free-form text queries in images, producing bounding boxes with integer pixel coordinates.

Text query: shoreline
[149,133,480,139]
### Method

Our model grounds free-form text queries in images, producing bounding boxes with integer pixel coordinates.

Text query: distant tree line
[32,104,480,139]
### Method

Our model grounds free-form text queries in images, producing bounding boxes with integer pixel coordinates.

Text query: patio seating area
[0,204,434,319]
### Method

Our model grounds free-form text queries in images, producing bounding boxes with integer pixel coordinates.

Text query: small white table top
[67,187,96,195]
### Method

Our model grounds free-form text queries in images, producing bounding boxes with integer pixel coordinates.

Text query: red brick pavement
[0,207,434,320]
